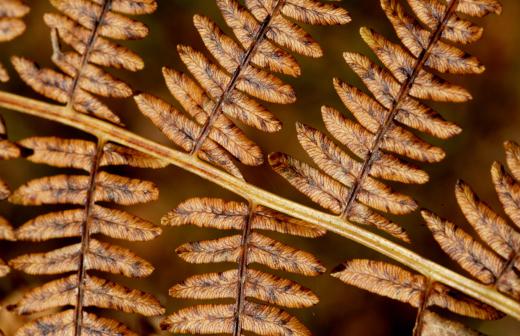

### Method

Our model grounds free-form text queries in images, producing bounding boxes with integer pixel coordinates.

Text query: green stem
[1,90,519,320]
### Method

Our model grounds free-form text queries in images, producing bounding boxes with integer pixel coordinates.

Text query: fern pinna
[422,141,520,307]
[132,0,350,335]
[0,0,29,81]
[160,198,325,335]
[332,259,501,335]
[6,1,167,334]
[269,0,501,243]
[332,141,520,335]
[12,0,157,125]
[134,0,350,178]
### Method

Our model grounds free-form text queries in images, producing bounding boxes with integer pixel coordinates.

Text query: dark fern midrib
[232,202,255,336]
[495,249,519,289]
[67,0,113,108]
[412,278,434,336]
[190,0,286,156]
[73,138,105,336]
[340,0,461,219]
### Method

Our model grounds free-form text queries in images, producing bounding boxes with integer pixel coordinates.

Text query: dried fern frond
[7,136,166,335]
[0,0,29,81]
[161,197,325,335]
[422,140,520,302]
[269,0,501,242]
[135,0,350,178]
[12,0,157,124]
[332,259,501,335]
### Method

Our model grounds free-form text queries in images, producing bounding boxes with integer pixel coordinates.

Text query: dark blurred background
[0,0,519,335]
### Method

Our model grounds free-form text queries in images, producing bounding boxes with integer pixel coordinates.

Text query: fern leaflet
[332,259,501,335]
[135,0,350,178]
[269,0,501,241]
[160,197,326,335]
[422,141,520,303]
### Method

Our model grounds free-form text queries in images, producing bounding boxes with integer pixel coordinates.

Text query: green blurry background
[0,0,519,335]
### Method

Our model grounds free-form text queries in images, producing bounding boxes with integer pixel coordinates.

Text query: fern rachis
[0,0,518,335]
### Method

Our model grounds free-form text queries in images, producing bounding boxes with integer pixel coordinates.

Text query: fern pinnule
[332,259,501,335]
[0,0,29,82]
[7,136,166,335]
[11,0,156,125]
[269,0,501,242]
[160,197,325,335]
[135,0,350,178]
[422,141,520,302]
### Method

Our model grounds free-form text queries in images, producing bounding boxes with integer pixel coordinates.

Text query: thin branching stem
[74,135,106,336]
[412,279,433,336]
[0,90,519,319]
[233,200,256,336]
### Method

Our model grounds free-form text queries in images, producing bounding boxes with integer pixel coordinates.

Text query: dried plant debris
[12,0,157,124]
[269,0,501,242]
[332,259,501,335]
[7,136,166,335]
[160,197,325,335]
[135,0,350,178]
[422,141,520,302]
[0,0,29,81]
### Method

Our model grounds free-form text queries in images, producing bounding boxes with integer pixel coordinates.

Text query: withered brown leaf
[269,0,501,247]
[136,0,350,177]
[9,132,164,333]
[422,141,520,301]
[0,0,29,82]
[332,259,501,335]
[162,197,325,335]
[12,0,155,124]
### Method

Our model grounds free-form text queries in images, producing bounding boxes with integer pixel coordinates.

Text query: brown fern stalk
[233,202,255,336]
[73,138,105,335]
[1,89,519,321]
[0,0,519,324]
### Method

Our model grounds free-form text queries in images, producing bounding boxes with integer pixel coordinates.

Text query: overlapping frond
[0,0,29,81]
[12,0,157,124]
[160,197,326,335]
[269,0,501,242]
[7,136,166,335]
[422,141,520,302]
[332,259,501,335]
[135,0,350,178]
